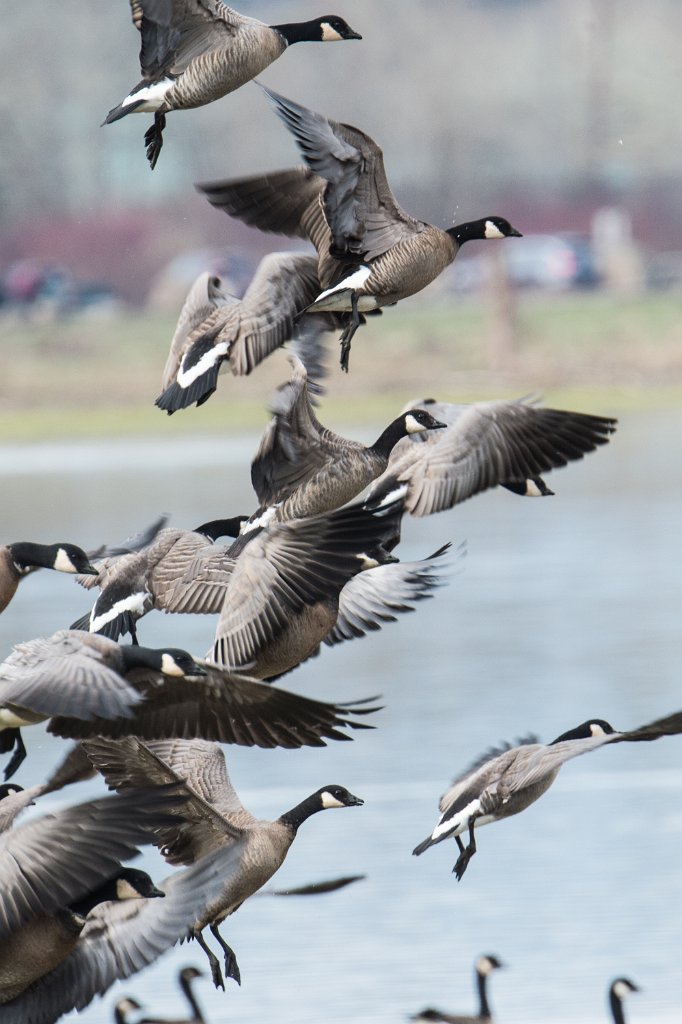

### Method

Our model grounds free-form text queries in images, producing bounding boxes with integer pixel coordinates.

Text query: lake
[0,409,680,1023]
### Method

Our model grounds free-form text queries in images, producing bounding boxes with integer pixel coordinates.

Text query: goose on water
[104,1,361,168]
[156,255,337,413]
[366,396,618,515]
[197,85,521,370]
[115,966,207,1024]
[0,630,379,771]
[413,710,682,879]
[411,954,505,1024]
[84,735,364,989]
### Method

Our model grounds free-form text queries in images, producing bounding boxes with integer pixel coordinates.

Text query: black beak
[83,564,98,575]
[433,419,447,429]
[149,885,166,899]
[191,662,208,677]
[509,228,523,237]
[347,794,364,807]
[347,30,363,40]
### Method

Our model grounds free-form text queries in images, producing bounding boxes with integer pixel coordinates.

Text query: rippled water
[1,410,681,1023]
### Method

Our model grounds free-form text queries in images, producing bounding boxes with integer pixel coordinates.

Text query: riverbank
[1,290,681,441]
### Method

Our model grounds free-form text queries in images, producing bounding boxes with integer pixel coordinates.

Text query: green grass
[1,290,680,441]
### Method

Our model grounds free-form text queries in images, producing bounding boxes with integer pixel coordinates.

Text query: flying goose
[0,630,379,767]
[115,966,206,1024]
[196,86,522,371]
[84,735,364,988]
[156,254,337,413]
[0,783,186,943]
[366,396,618,516]
[0,630,203,778]
[0,841,248,1022]
[104,2,362,168]
[0,540,97,614]
[411,954,505,1024]
[608,978,639,1024]
[413,710,682,880]
[245,355,446,529]
[71,516,248,643]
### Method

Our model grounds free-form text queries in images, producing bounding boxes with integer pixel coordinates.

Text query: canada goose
[366,396,618,515]
[0,540,97,614]
[0,630,204,778]
[411,954,505,1023]
[0,784,186,942]
[0,864,166,1004]
[245,355,445,529]
[156,254,337,413]
[117,966,206,1024]
[0,629,379,760]
[196,86,521,371]
[71,516,247,643]
[0,842,248,1022]
[104,2,362,168]
[84,735,364,988]
[608,978,639,1024]
[413,709,682,880]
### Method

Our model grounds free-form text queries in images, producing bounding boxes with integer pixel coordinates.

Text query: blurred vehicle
[449,232,601,293]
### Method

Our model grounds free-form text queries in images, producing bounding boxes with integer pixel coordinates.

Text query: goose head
[550,719,616,744]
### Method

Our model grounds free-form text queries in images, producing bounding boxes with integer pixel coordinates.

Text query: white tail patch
[123,78,174,112]
[0,708,35,729]
[90,592,147,633]
[178,340,231,388]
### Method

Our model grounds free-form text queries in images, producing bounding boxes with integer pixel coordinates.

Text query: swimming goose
[104,2,362,168]
[0,540,97,614]
[196,86,521,370]
[245,354,446,528]
[84,735,364,988]
[156,253,337,413]
[117,966,206,1024]
[0,784,185,942]
[0,630,379,762]
[0,630,203,778]
[608,978,639,1024]
[0,841,247,1023]
[411,954,505,1024]
[413,710,682,880]
[366,396,617,515]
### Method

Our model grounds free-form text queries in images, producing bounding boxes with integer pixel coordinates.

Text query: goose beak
[83,564,99,575]
[348,30,362,39]
[149,885,166,899]
[509,227,523,237]
[433,419,447,429]
[191,662,208,677]
[347,793,364,807]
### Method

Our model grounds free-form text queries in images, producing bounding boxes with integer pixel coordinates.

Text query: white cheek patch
[484,220,505,239]
[90,592,147,633]
[123,77,174,112]
[320,23,344,41]
[612,981,635,1000]
[524,479,544,497]
[178,341,231,388]
[477,957,494,976]
[54,548,78,573]
[590,722,607,736]
[320,791,346,809]
[405,414,428,435]
[116,878,143,900]
[160,653,185,677]
[356,553,380,570]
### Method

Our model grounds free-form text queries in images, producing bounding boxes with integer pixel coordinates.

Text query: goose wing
[48,666,378,748]
[369,399,617,516]
[261,86,422,263]
[0,843,244,1024]
[135,1,248,81]
[83,736,244,864]
[0,743,95,833]
[323,543,453,646]
[211,502,401,670]
[250,354,333,506]
[196,166,324,239]
[611,710,682,743]
[0,785,185,940]
[0,631,142,720]
[149,535,236,614]
[160,270,231,390]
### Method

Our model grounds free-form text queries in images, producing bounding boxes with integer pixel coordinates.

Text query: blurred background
[1,2,681,1022]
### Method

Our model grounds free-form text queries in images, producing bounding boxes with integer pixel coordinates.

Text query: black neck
[8,541,53,573]
[180,974,204,1022]
[119,644,163,672]
[194,517,246,541]
[371,416,413,460]
[68,875,120,918]
[609,991,626,1024]
[477,970,491,1019]
[446,218,488,247]
[272,19,324,44]
[278,792,324,833]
